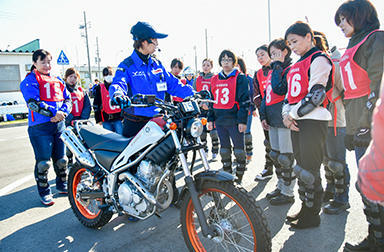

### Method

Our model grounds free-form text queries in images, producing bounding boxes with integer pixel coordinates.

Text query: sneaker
[270,194,294,205]
[40,194,55,206]
[323,200,350,215]
[255,169,273,181]
[211,153,218,162]
[246,155,252,164]
[266,188,281,199]
[56,182,68,194]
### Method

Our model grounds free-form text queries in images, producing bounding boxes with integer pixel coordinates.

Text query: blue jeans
[28,121,66,196]
[216,125,244,149]
[103,120,123,135]
[245,114,253,134]
[325,127,350,203]
[355,146,368,167]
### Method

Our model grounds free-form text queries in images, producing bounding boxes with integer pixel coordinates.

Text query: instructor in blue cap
[109,21,194,137]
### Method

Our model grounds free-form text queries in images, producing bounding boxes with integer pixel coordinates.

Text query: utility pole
[268,0,271,42]
[96,37,101,79]
[205,28,208,58]
[80,11,92,87]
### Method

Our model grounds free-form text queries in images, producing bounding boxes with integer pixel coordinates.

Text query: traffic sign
[57,50,69,65]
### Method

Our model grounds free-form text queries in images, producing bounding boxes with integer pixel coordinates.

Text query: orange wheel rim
[73,168,101,219]
[185,188,257,251]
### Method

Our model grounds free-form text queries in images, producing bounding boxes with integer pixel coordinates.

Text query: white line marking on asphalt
[0,175,33,196]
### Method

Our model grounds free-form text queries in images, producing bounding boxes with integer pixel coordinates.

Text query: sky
[1,0,383,76]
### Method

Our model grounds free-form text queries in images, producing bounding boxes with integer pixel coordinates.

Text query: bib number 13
[215,88,229,105]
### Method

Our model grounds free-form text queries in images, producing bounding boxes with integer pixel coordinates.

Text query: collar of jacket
[200,72,214,79]
[65,83,78,92]
[348,28,376,48]
[132,49,153,68]
[219,68,238,79]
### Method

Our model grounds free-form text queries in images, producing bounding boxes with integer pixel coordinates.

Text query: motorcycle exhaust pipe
[60,128,96,168]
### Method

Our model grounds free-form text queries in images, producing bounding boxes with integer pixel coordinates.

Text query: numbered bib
[211,72,238,109]
[35,70,65,102]
[100,83,121,114]
[70,87,85,117]
[195,76,212,92]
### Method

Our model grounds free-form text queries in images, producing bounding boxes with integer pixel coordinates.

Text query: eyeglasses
[221,58,233,63]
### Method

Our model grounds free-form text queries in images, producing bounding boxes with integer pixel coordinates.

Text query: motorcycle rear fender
[179,170,235,202]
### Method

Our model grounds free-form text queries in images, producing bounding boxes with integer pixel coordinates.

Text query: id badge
[157,82,167,91]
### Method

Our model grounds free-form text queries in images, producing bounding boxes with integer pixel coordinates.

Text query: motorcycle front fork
[170,131,216,238]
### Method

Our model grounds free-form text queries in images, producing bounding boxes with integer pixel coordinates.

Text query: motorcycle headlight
[187,118,203,138]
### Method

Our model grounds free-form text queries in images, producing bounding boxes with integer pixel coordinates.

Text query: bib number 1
[344,62,357,90]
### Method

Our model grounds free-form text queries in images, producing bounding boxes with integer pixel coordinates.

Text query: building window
[0,65,21,92]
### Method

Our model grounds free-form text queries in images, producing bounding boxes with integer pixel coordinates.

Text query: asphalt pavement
[0,122,368,251]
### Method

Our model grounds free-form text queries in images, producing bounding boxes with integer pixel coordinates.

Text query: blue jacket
[109,50,194,117]
[20,72,71,126]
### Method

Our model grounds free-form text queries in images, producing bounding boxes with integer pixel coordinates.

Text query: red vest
[100,83,121,114]
[195,76,212,92]
[287,50,333,104]
[339,30,381,99]
[211,71,239,109]
[70,86,85,117]
[265,68,288,106]
[256,69,272,99]
[35,70,65,102]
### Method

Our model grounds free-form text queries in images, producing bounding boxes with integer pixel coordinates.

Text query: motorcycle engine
[117,181,150,217]
[136,160,163,192]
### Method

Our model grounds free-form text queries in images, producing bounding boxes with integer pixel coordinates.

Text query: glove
[354,128,371,147]
[112,95,131,109]
[344,134,355,151]
[197,90,211,100]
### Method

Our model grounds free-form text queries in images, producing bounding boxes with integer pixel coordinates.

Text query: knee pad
[55,158,68,169]
[37,160,51,188]
[210,128,219,141]
[269,150,279,164]
[244,133,253,153]
[293,165,315,186]
[234,149,246,172]
[220,148,232,168]
[278,153,295,185]
[324,166,334,185]
[327,160,345,176]
[37,160,51,173]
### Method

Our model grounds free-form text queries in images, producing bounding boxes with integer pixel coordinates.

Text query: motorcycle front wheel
[180,180,271,252]
[68,164,113,228]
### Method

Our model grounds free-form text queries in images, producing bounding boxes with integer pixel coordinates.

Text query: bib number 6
[290,73,301,97]
[215,88,229,105]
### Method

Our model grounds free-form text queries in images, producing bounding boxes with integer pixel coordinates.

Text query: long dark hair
[30,49,51,72]
[285,21,328,52]
[335,0,380,33]
[268,38,292,59]
[237,57,247,74]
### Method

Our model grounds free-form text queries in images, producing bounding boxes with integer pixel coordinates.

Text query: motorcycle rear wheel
[180,180,271,251]
[68,164,113,228]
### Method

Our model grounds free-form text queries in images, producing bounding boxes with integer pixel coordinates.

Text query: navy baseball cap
[130,21,168,41]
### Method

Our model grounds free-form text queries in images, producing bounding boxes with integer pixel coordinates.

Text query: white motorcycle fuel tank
[111,121,165,170]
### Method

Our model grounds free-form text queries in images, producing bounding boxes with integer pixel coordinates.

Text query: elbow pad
[297,84,326,117]
[27,99,53,117]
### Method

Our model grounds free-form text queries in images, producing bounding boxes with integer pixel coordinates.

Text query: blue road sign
[57,50,69,65]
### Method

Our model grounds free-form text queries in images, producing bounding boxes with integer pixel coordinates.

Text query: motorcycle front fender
[178,170,235,203]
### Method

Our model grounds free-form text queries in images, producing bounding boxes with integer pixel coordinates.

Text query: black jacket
[93,81,123,123]
[208,69,249,126]
[344,29,384,134]
[260,58,292,128]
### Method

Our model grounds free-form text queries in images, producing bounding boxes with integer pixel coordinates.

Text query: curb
[0,121,28,129]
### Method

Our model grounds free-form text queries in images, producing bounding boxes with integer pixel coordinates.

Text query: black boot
[344,236,373,251]
[234,148,246,184]
[286,203,306,222]
[220,148,232,174]
[289,207,320,229]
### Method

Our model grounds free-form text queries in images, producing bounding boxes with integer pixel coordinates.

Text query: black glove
[111,95,131,109]
[344,134,355,151]
[353,128,371,147]
[197,90,211,100]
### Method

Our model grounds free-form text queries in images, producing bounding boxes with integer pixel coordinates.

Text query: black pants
[122,118,149,138]
[291,119,327,189]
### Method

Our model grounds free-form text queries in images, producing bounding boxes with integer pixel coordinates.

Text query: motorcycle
[60,92,271,251]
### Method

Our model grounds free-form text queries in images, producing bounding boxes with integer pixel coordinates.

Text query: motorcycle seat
[79,125,132,152]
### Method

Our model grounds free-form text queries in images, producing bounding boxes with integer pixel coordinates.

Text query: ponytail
[313,31,329,53]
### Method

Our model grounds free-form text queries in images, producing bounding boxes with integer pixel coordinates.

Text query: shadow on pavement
[280,210,349,252]
[1,203,188,251]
